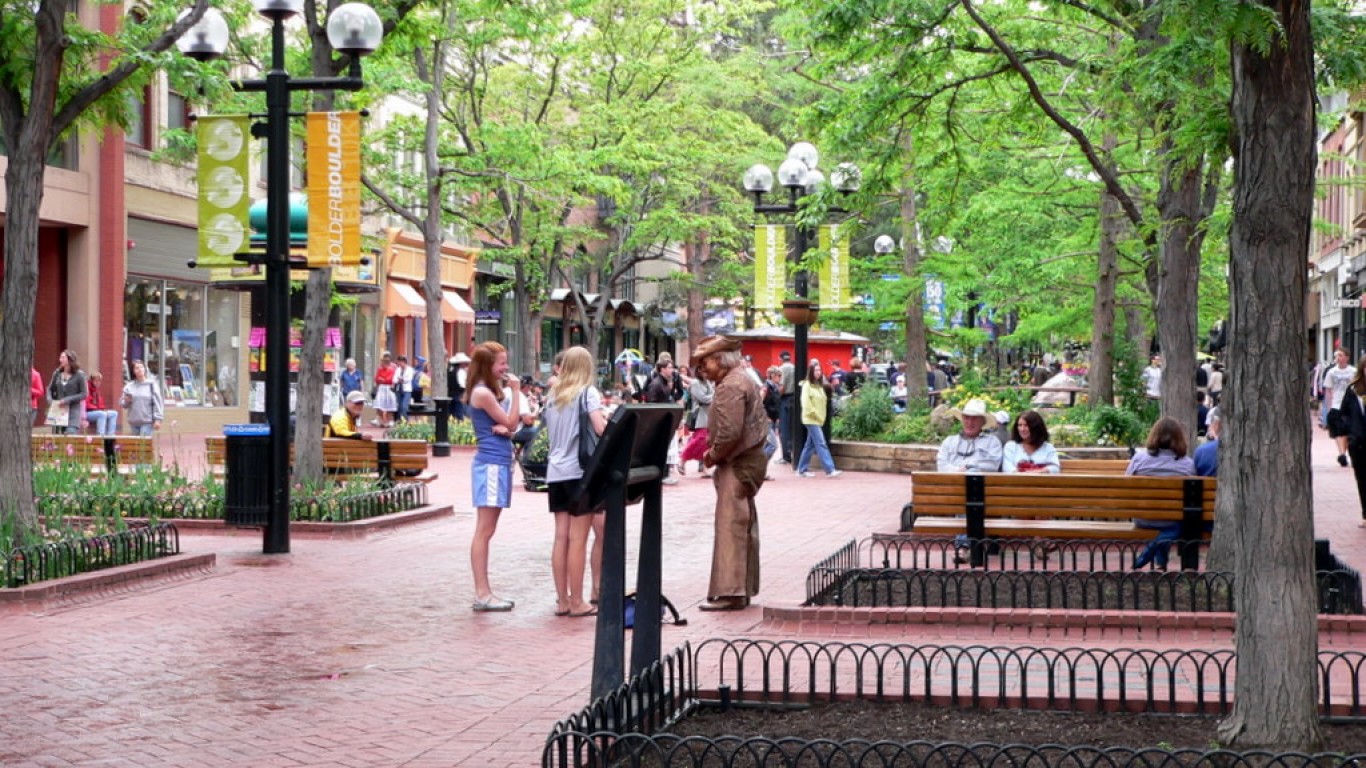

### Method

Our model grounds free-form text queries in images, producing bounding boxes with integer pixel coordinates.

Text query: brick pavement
[1,421,1362,766]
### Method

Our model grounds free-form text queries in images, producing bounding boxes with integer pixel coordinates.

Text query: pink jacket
[30,368,43,409]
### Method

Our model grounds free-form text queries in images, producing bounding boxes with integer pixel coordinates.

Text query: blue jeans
[131,423,155,437]
[86,410,119,436]
[397,390,412,421]
[777,394,795,461]
[796,423,836,475]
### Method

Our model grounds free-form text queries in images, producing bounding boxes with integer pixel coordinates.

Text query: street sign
[1331,298,1365,309]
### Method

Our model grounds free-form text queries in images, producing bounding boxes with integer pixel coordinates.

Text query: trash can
[224,423,272,527]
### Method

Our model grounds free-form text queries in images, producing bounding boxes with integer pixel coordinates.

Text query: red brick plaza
[1,424,1362,766]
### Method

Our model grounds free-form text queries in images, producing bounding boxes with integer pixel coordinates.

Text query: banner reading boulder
[306,111,361,268]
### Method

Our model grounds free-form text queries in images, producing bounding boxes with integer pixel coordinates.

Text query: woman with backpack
[542,346,608,617]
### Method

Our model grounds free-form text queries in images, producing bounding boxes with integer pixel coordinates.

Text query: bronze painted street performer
[692,335,769,611]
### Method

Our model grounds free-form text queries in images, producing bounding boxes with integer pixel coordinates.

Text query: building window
[167,90,191,132]
[127,87,152,149]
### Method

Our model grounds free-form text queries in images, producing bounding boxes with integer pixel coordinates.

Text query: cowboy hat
[690,335,742,364]
[450,352,471,365]
[952,398,998,428]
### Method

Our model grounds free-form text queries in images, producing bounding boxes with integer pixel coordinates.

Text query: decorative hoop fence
[806,538,1363,615]
[4,522,180,588]
[544,640,1366,767]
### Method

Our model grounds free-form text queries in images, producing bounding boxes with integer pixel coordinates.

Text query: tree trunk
[899,149,928,400]
[295,270,330,482]
[1153,160,1206,437]
[1217,0,1321,751]
[1089,141,1121,408]
[0,148,47,538]
[686,241,705,347]
[422,45,448,400]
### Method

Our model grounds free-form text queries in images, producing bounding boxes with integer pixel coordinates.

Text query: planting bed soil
[670,700,1366,752]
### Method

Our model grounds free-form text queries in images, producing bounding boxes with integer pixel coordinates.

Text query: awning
[386,281,427,318]
[442,291,475,324]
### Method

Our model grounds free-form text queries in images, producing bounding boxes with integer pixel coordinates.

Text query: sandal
[472,596,515,612]
[699,596,750,612]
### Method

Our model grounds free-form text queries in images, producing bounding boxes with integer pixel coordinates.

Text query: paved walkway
[1,423,1362,766]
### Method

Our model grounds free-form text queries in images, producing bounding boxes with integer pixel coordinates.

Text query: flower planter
[781,299,819,325]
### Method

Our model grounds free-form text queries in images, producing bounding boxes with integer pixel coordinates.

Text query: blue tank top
[471,385,514,464]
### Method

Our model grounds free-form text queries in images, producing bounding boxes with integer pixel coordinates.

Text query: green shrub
[1089,405,1147,447]
[834,384,895,440]
[878,412,940,444]
[386,420,435,443]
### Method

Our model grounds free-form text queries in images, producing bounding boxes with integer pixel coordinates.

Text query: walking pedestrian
[48,349,88,435]
[1324,348,1357,467]
[776,350,795,464]
[795,360,841,478]
[1336,356,1366,528]
[121,360,163,436]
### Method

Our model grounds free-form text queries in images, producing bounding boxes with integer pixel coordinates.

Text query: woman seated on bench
[1002,410,1059,473]
[1127,417,1194,569]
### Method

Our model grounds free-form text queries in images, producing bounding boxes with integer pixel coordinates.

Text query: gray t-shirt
[543,386,603,483]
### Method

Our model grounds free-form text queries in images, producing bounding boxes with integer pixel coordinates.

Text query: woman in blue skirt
[466,341,523,611]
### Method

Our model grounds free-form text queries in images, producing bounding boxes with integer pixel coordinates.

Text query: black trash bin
[224,423,272,527]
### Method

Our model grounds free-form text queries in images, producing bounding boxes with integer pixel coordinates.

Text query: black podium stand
[577,404,683,701]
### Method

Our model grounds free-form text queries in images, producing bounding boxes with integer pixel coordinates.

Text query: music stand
[578,403,683,701]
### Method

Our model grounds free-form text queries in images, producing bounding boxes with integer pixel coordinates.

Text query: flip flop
[554,608,571,617]
[569,607,598,618]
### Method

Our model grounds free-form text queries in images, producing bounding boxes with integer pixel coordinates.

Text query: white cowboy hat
[953,398,998,428]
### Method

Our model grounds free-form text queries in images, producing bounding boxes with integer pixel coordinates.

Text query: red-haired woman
[466,341,522,612]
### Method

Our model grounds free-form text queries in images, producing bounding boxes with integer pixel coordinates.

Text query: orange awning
[443,291,475,324]
[386,281,427,318]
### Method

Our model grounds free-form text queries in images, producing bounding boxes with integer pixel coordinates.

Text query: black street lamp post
[743,144,859,459]
[179,0,383,554]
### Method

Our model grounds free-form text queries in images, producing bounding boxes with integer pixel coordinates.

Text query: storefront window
[124,277,236,407]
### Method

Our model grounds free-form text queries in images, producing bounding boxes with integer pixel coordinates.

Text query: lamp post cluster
[178,0,383,554]
[743,142,859,461]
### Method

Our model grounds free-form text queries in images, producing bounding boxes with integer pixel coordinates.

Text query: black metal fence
[543,640,1366,767]
[3,522,180,588]
[36,483,428,524]
[807,538,1363,615]
[545,643,696,766]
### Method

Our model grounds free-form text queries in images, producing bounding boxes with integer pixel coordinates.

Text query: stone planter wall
[830,441,1130,475]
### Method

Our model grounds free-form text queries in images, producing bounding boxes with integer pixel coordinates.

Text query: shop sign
[475,310,501,325]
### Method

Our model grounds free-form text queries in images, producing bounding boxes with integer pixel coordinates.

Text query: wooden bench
[1058,458,1130,475]
[205,436,435,485]
[903,472,1215,568]
[31,435,157,474]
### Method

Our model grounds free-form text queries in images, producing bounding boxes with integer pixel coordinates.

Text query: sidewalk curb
[763,604,1366,644]
[0,552,217,610]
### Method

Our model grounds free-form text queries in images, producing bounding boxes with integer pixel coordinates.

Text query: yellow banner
[306,111,362,268]
[753,224,786,310]
[196,115,252,268]
[818,225,851,309]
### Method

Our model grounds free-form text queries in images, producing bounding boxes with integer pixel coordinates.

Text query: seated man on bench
[327,391,373,441]
[937,398,1003,473]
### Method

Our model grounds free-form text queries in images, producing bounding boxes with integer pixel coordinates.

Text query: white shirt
[936,432,1003,473]
[1142,366,1162,398]
[1324,364,1356,409]
[1002,441,1060,473]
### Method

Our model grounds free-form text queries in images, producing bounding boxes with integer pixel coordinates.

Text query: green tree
[0,0,213,538]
